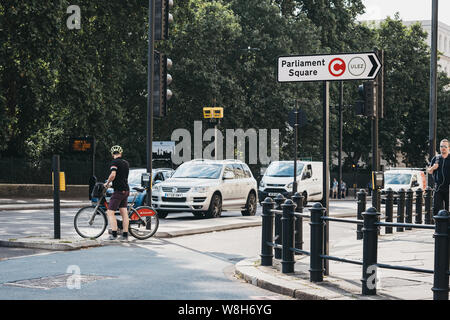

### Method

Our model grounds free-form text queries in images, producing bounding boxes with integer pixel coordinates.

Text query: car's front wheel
[204,193,222,218]
[242,192,257,216]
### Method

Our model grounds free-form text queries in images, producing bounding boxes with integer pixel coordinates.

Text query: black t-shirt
[109,158,130,191]
[430,155,450,192]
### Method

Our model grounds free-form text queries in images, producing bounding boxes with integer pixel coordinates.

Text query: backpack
[91,182,105,198]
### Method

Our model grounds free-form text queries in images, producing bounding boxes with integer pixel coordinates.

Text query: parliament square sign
[277,52,381,83]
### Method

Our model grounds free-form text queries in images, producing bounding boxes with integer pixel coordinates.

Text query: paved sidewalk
[0,198,90,211]
[235,228,436,300]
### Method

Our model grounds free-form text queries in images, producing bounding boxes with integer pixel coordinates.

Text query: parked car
[152,159,258,219]
[258,160,323,206]
[93,168,174,207]
[380,168,427,203]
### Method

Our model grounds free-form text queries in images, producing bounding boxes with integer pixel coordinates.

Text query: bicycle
[74,185,159,240]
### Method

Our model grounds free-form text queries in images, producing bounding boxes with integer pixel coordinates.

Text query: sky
[358,0,450,26]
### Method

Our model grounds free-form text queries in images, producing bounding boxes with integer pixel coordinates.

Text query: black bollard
[274,194,285,260]
[415,188,423,225]
[292,192,304,254]
[432,210,449,300]
[361,207,380,296]
[356,189,367,240]
[281,199,296,273]
[397,189,406,232]
[385,188,394,234]
[405,189,413,230]
[309,202,325,282]
[261,197,275,266]
[424,187,433,224]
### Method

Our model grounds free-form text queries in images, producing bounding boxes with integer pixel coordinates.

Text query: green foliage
[1,0,449,182]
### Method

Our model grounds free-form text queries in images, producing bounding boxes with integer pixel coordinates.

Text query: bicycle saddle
[133,187,146,193]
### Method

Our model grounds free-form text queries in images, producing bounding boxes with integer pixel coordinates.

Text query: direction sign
[278,52,381,83]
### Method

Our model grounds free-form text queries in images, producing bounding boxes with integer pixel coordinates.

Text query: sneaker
[119,235,129,242]
[108,235,118,241]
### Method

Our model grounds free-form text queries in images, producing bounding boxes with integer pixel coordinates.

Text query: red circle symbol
[328,58,346,77]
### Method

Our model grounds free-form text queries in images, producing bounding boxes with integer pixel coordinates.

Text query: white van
[258,161,323,206]
[383,168,427,192]
[381,168,427,203]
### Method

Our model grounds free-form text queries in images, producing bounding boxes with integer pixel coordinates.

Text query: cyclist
[104,145,130,241]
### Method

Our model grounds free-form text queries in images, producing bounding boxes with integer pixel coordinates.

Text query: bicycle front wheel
[128,207,159,240]
[74,206,107,239]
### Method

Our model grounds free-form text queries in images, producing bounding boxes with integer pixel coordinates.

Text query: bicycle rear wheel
[128,207,159,240]
[74,206,107,239]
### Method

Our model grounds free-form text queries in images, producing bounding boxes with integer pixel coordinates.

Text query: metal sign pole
[322,81,330,275]
[338,81,343,199]
[293,100,298,194]
[53,155,61,239]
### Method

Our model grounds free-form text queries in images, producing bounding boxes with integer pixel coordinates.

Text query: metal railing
[260,194,450,300]
[356,187,434,239]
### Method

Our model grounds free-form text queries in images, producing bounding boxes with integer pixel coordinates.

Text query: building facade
[402,20,450,75]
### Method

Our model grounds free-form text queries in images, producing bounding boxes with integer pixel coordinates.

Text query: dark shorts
[109,191,130,211]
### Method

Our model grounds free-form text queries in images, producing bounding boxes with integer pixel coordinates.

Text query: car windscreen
[384,173,411,185]
[171,163,222,179]
[128,169,155,185]
[265,162,304,177]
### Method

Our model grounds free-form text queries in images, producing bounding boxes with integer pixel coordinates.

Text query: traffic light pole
[147,0,155,206]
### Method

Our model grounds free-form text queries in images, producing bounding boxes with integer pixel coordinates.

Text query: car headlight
[260,181,265,188]
[192,186,208,193]
[153,185,161,193]
[286,182,293,189]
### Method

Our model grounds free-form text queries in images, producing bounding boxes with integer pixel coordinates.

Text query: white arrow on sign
[277,52,381,83]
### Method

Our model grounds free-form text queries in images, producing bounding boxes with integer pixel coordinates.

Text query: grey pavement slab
[0,198,90,211]
[235,229,437,300]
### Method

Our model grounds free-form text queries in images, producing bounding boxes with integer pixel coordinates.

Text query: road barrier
[260,194,450,300]
[356,187,434,239]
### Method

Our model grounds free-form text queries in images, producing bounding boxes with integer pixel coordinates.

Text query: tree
[376,16,431,167]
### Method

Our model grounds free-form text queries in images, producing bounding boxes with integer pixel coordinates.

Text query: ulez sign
[277,52,381,82]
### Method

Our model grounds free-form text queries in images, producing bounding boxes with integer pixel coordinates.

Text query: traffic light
[355,81,377,117]
[355,84,365,116]
[153,51,173,118]
[155,0,174,40]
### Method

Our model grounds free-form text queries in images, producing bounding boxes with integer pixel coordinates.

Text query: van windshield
[265,162,304,177]
[385,173,412,185]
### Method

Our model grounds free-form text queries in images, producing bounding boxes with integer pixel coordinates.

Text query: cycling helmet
[110,145,123,155]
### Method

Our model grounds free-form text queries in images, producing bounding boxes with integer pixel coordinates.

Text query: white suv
[152,159,258,218]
